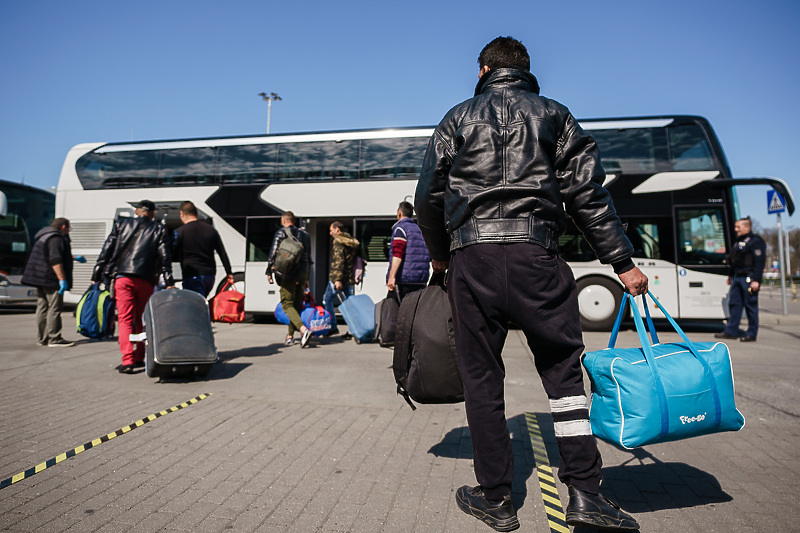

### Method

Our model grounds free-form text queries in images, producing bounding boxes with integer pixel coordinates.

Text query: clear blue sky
[1,0,798,230]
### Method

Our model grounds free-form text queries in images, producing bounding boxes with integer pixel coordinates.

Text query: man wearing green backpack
[267,211,313,347]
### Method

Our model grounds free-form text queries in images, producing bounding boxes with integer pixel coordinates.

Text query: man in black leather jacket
[416,37,648,532]
[92,200,174,373]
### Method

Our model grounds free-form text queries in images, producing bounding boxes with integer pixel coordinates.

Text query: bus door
[244,216,283,314]
[674,206,731,319]
[353,217,395,300]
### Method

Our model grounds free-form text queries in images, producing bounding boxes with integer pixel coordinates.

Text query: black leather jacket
[92,216,174,285]
[415,67,633,267]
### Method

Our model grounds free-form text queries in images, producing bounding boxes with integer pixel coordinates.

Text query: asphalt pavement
[0,294,799,532]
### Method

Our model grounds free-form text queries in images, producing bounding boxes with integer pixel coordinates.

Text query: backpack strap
[392,287,425,411]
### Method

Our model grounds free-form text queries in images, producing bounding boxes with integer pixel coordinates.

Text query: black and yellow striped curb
[525,412,569,533]
[0,393,211,490]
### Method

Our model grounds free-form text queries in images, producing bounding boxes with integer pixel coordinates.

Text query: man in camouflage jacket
[324,221,359,335]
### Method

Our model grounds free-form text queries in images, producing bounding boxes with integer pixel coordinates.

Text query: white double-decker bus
[56,116,794,329]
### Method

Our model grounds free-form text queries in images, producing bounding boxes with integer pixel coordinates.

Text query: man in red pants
[92,200,174,373]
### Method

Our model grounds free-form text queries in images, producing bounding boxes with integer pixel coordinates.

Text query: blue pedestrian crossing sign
[768,190,786,214]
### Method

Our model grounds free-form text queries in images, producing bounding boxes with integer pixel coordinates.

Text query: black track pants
[448,243,602,499]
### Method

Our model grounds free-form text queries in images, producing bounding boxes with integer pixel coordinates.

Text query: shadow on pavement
[218,343,282,361]
[426,413,535,511]
[600,447,732,513]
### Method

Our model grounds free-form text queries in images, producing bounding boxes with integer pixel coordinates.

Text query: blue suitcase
[338,294,375,343]
[582,291,745,449]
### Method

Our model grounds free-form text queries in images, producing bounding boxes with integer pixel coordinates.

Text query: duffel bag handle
[608,292,658,348]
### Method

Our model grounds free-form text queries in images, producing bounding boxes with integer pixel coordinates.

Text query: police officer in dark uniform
[716,216,766,342]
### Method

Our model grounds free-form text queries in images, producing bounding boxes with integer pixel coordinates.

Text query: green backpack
[272,231,304,277]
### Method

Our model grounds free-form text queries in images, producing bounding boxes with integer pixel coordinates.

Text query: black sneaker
[714,332,739,340]
[565,486,639,531]
[740,336,757,342]
[47,339,75,347]
[455,485,519,532]
[118,364,134,374]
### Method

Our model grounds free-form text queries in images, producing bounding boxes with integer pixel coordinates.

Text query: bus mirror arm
[706,177,795,216]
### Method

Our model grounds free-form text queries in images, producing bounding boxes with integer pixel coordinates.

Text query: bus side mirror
[0,191,7,217]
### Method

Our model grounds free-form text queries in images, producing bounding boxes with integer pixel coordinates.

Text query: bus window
[275,140,360,181]
[245,217,283,262]
[217,144,277,184]
[668,124,715,171]
[627,221,661,259]
[676,208,727,265]
[354,219,395,262]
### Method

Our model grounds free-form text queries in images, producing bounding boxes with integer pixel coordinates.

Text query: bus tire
[576,276,624,331]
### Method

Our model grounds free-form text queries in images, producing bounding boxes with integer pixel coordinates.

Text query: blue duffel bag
[301,306,332,337]
[582,291,745,449]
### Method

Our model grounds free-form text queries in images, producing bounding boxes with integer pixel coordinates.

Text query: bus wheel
[576,276,623,331]
[215,272,244,295]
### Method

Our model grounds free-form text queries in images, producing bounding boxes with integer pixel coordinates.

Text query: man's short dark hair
[478,36,530,71]
[180,201,198,217]
[281,211,296,224]
[136,199,156,213]
[398,201,414,218]
[331,221,345,231]
[50,217,69,230]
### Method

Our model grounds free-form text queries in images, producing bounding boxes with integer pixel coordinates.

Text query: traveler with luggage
[386,201,430,301]
[323,221,359,337]
[715,216,767,342]
[22,217,85,348]
[415,36,648,532]
[91,200,175,374]
[266,211,313,347]
[172,201,234,297]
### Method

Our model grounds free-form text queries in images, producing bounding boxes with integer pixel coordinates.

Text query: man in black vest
[716,216,767,342]
[416,36,647,532]
[22,218,85,347]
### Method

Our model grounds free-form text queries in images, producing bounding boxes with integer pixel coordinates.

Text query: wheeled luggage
[76,284,115,339]
[393,274,463,410]
[338,294,375,343]
[582,291,745,449]
[142,289,218,378]
[209,280,245,323]
[374,291,400,347]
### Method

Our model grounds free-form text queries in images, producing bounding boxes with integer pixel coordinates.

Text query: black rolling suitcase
[141,289,218,378]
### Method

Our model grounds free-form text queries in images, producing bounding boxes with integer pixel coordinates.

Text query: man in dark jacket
[323,221,360,336]
[92,200,174,373]
[172,201,234,297]
[267,211,313,347]
[715,216,767,342]
[22,218,84,347]
[386,201,430,301]
[415,37,648,532]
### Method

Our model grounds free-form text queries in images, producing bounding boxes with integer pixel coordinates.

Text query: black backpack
[392,274,464,410]
[374,290,401,348]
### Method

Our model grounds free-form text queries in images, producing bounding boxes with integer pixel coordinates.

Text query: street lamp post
[258,92,282,134]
